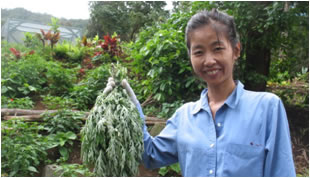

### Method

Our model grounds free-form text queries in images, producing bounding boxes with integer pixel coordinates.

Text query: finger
[121,79,139,106]
[103,85,113,95]
[107,80,115,88]
[108,77,114,83]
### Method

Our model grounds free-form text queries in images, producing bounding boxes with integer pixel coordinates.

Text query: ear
[233,42,241,61]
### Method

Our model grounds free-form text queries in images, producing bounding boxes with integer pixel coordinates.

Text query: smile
[206,69,220,75]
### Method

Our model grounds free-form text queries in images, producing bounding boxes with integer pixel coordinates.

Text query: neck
[207,79,236,104]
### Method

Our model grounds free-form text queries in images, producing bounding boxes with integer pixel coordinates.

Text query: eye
[214,47,224,52]
[193,50,203,56]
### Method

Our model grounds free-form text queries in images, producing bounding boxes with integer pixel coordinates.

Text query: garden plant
[1,1,308,177]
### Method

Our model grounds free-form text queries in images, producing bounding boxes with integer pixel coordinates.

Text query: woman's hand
[121,79,145,119]
[121,79,139,107]
[102,77,115,95]
[103,77,144,119]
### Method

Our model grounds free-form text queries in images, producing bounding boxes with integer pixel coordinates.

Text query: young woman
[108,9,296,177]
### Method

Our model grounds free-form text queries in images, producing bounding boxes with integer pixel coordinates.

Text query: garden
[1,1,309,177]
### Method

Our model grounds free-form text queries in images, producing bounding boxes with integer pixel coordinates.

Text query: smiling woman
[1,0,90,19]
[121,8,296,177]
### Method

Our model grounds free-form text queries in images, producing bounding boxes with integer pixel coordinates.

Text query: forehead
[189,24,230,48]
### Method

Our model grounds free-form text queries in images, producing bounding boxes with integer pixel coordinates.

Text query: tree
[87,1,168,41]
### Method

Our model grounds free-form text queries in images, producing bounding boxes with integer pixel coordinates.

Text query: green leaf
[170,163,181,172]
[159,167,169,176]
[28,166,38,173]
[28,85,37,91]
[59,147,69,160]
[1,86,8,94]
[66,132,77,140]
[60,140,66,146]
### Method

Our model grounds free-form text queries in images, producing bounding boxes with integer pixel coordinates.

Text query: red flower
[87,63,93,69]
[10,48,21,59]
[28,50,35,55]
[79,68,85,72]
[10,98,14,102]
[94,51,102,57]
[101,43,109,51]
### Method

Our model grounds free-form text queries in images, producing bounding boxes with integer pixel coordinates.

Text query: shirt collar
[191,80,244,115]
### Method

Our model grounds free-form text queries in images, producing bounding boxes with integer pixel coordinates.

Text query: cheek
[190,58,200,72]
[191,59,204,78]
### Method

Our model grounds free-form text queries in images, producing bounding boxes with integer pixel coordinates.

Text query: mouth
[205,69,221,76]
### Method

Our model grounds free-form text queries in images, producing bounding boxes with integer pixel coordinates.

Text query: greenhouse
[1,18,82,44]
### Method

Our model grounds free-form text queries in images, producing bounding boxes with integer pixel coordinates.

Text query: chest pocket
[222,143,265,177]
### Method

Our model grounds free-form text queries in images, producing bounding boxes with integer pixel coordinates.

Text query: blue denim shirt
[137,81,296,177]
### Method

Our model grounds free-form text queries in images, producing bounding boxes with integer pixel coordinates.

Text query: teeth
[207,69,219,75]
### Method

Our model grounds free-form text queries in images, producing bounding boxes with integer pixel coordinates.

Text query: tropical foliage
[1,1,308,177]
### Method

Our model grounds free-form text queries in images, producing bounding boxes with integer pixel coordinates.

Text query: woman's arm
[122,79,178,169]
[264,98,296,177]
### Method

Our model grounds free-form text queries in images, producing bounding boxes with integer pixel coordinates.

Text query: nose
[203,53,216,67]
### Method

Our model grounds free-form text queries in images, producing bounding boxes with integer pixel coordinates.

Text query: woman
[108,9,296,177]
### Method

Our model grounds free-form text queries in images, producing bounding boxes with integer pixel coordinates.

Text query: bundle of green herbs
[81,63,144,176]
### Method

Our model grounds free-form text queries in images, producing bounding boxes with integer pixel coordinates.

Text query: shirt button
[210,143,215,148]
[217,123,221,127]
[209,170,213,174]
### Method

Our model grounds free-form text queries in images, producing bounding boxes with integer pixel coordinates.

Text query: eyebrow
[192,44,204,50]
[211,40,224,46]
[192,40,225,50]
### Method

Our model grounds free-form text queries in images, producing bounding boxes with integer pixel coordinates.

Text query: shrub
[54,163,94,177]
[125,12,204,103]
[42,109,85,134]
[41,95,77,110]
[1,120,49,176]
[1,53,48,98]
[1,96,34,109]
[44,61,77,96]
[54,42,91,64]
[1,53,77,98]
[1,119,80,176]
[69,64,110,110]
[159,163,182,177]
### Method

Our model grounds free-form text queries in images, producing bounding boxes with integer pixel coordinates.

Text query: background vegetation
[1,1,308,177]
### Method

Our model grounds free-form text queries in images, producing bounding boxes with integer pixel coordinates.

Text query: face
[189,24,240,87]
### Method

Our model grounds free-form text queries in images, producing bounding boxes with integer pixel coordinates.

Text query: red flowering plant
[77,58,94,80]
[9,48,35,60]
[92,34,122,65]
[77,68,86,79]
[82,58,94,70]
[9,48,21,59]
[36,29,60,49]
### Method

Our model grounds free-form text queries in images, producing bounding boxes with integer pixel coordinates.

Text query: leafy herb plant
[81,63,143,176]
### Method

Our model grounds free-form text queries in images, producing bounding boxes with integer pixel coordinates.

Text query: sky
[1,0,173,20]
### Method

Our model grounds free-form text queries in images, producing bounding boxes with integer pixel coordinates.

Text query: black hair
[185,9,240,55]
